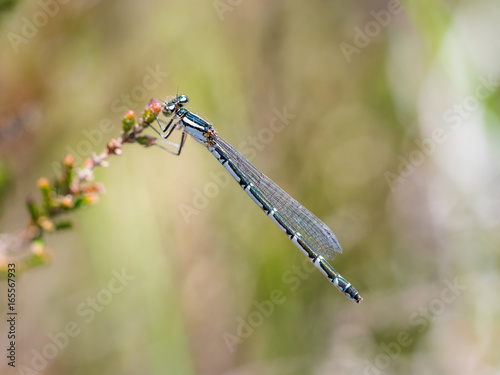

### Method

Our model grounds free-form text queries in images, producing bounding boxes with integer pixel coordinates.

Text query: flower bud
[122,110,136,132]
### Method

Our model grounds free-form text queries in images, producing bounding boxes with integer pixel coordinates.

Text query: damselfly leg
[147,100,188,156]
[157,131,187,156]
[150,110,177,139]
[152,132,187,156]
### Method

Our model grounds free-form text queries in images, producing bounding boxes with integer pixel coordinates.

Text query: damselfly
[148,95,362,303]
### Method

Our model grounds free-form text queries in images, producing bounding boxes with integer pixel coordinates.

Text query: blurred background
[1,0,500,374]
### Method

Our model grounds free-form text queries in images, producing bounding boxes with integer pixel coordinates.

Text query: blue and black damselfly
[148,96,362,303]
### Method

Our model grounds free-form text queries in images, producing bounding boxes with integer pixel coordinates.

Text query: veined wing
[212,134,342,260]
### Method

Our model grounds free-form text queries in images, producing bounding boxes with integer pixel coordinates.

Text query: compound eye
[162,103,175,116]
[178,95,189,105]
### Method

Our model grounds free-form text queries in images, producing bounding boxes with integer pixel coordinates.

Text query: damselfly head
[162,95,189,117]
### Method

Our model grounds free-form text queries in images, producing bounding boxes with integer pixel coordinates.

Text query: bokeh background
[1,0,500,374]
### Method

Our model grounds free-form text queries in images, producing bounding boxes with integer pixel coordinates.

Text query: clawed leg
[148,116,178,139]
[153,131,187,156]
[147,106,187,155]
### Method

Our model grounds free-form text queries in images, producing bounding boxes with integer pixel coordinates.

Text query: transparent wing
[213,134,342,259]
